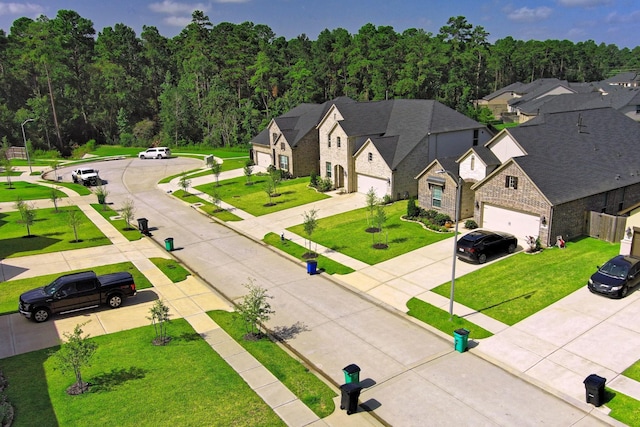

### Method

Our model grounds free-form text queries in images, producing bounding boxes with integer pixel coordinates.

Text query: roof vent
[616,174,621,180]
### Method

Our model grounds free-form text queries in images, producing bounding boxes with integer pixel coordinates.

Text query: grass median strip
[208,310,337,418]
[172,189,243,221]
[263,232,354,275]
[0,319,284,427]
[0,262,153,315]
[406,298,493,339]
[149,257,191,282]
[90,203,142,241]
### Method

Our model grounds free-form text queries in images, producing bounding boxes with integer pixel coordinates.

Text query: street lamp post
[21,118,34,174]
[437,169,463,320]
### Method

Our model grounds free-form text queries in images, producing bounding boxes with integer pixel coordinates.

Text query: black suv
[456,230,518,264]
[588,255,640,298]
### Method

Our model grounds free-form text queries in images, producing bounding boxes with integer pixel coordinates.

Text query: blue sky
[0,0,638,48]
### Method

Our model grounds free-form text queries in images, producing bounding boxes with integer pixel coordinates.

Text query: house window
[326,162,332,178]
[636,105,640,114]
[470,155,475,170]
[280,142,285,151]
[473,129,479,146]
[337,136,341,148]
[368,152,373,161]
[505,176,518,189]
[328,135,331,148]
[272,133,278,143]
[432,185,442,208]
[279,155,289,171]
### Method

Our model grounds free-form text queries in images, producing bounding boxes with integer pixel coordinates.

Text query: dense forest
[1,10,639,156]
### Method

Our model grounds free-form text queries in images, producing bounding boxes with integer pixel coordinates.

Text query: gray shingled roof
[602,72,640,85]
[482,82,526,101]
[469,146,500,170]
[507,107,640,205]
[515,88,640,116]
[508,79,574,108]
[340,99,483,169]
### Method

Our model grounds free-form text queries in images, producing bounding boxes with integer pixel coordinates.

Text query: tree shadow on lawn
[390,237,408,244]
[89,366,148,393]
[0,236,60,258]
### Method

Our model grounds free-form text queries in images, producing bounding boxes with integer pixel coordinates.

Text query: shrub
[407,197,420,218]
[423,209,437,220]
[433,213,451,226]
[382,194,392,205]
[465,219,478,229]
[310,171,318,187]
[318,177,333,192]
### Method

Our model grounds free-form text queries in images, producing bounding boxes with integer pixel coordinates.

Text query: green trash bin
[343,364,360,384]
[164,237,174,251]
[454,328,469,353]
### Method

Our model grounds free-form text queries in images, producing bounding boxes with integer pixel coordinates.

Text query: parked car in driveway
[588,255,640,298]
[456,230,518,264]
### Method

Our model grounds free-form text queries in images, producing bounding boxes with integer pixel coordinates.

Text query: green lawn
[0,181,67,202]
[40,180,92,196]
[172,189,243,221]
[0,206,111,258]
[263,232,354,275]
[0,319,284,427]
[288,202,454,265]
[90,203,143,241]
[149,257,191,282]
[0,262,153,315]
[208,310,337,418]
[195,176,330,216]
[431,237,620,325]
[605,388,640,426]
[623,360,640,382]
[406,298,493,339]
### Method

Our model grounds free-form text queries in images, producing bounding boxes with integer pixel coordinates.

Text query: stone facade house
[251,97,355,177]
[418,107,640,246]
[316,99,492,200]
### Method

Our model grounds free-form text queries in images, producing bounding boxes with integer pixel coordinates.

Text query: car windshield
[83,169,95,174]
[44,277,64,296]
[599,261,628,279]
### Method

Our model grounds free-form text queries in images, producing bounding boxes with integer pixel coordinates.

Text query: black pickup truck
[19,271,137,322]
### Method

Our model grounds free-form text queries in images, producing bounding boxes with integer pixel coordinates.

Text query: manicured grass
[0,181,67,202]
[196,176,330,216]
[0,319,284,427]
[0,206,111,259]
[0,262,153,315]
[40,179,92,196]
[406,297,493,339]
[149,257,191,282]
[158,168,202,184]
[288,203,454,265]
[263,232,355,275]
[208,310,337,418]
[172,189,243,221]
[605,388,640,426]
[187,157,249,177]
[431,237,620,325]
[90,203,142,241]
[623,360,640,382]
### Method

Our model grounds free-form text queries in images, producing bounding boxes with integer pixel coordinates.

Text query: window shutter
[513,177,518,189]
[505,176,509,188]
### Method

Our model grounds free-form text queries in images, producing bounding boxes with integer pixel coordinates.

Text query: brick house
[251,97,355,177]
[317,99,492,200]
[417,107,640,246]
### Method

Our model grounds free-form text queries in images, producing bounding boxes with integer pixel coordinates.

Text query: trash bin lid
[454,328,469,336]
[343,364,360,374]
[340,383,362,393]
[584,374,606,386]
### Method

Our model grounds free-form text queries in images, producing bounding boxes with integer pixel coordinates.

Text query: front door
[334,165,344,189]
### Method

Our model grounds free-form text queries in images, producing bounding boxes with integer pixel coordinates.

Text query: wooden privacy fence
[5,146,27,160]
[586,211,626,243]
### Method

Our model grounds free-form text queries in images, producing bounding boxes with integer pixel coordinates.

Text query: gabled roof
[516,89,640,116]
[336,99,484,169]
[459,145,501,170]
[508,79,575,107]
[602,72,640,85]
[482,82,526,101]
[505,108,640,205]
[415,156,460,180]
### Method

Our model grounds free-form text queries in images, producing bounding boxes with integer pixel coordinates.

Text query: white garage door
[482,205,540,242]
[256,152,272,168]
[357,174,388,197]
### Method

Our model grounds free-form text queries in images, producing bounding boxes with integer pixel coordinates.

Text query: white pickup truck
[71,167,101,186]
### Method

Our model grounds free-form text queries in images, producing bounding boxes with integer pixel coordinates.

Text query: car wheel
[621,285,629,298]
[156,154,162,159]
[107,294,123,309]
[139,155,144,159]
[507,243,516,254]
[478,253,487,264]
[33,308,50,323]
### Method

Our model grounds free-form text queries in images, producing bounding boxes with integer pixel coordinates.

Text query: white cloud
[163,15,193,27]
[605,10,640,24]
[0,2,44,16]
[149,1,208,14]
[507,6,553,22]
[558,0,612,7]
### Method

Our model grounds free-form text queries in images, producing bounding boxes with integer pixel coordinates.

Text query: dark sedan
[456,230,518,264]
[588,255,640,298]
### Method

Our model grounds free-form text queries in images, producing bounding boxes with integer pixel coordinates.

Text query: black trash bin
[342,364,361,384]
[584,374,606,406]
[137,218,149,235]
[340,383,362,415]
